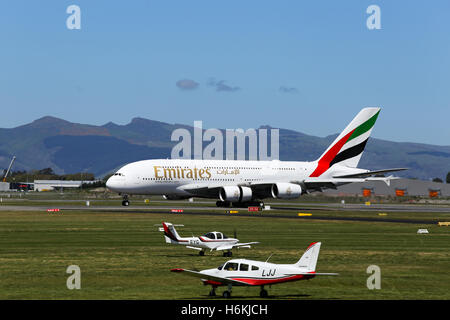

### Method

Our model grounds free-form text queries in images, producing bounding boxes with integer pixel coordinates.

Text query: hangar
[0,182,9,192]
[33,180,96,192]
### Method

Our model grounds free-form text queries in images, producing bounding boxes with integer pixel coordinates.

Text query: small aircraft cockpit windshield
[204,232,216,239]
[224,262,239,271]
[203,232,229,240]
[113,172,125,177]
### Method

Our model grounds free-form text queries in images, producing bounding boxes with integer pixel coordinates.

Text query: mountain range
[0,116,449,180]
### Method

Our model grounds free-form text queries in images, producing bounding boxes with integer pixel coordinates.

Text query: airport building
[33,180,96,192]
[0,182,9,192]
[325,178,450,197]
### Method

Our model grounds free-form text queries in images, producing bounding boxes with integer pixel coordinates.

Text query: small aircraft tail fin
[294,242,321,272]
[162,222,182,243]
[310,107,380,177]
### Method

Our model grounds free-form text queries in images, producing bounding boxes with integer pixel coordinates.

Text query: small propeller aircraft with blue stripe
[161,222,259,257]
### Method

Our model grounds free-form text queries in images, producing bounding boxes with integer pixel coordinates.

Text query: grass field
[0,205,449,300]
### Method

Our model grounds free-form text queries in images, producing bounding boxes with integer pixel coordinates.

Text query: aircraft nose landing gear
[223,251,232,257]
[209,287,217,297]
[121,194,130,206]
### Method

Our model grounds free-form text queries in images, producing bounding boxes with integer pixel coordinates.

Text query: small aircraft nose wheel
[199,251,205,256]
[260,288,268,298]
[222,290,231,299]
[223,251,232,257]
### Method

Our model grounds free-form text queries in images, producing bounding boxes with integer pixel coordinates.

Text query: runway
[0,200,447,225]
[271,202,450,213]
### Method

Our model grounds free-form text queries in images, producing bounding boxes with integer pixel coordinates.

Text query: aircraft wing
[313,273,339,276]
[215,242,260,251]
[332,168,407,178]
[171,268,248,286]
[303,177,366,191]
[185,246,202,251]
[177,184,222,198]
[177,167,407,195]
[303,171,404,190]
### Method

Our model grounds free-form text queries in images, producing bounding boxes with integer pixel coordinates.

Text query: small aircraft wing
[215,242,260,251]
[185,246,202,251]
[171,268,248,286]
[309,272,339,276]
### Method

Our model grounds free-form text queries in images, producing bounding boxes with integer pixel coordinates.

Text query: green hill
[0,116,448,179]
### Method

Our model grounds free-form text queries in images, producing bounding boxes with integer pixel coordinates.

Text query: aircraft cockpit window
[224,262,239,271]
[114,173,124,177]
[204,233,215,239]
[251,266,259,271]
[216,233,222,239]
[222,233,228,239]
[217,264,224,270]
[239,264,249,271]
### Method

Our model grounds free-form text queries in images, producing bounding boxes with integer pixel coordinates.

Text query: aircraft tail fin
[310,107,380,177]
[162,222,182,243]
[294,242,321,272]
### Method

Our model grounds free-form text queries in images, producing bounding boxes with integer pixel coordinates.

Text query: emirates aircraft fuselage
[106,159,315,198]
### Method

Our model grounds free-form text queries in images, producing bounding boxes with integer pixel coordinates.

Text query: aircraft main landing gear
[216,201,231,208]
[223,284,232,298]
[231,201,265,208]
[260,286,268,298]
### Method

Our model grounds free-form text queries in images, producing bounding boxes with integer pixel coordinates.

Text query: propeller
[233,229,237,239]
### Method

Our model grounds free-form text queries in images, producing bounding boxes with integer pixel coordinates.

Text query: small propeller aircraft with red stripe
[162,222,259,257]
[171,241,338,298]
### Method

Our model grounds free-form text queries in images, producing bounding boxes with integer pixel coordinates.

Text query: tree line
[432,172,450,184]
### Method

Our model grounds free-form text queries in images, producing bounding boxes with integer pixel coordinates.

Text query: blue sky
[1,1,449,145]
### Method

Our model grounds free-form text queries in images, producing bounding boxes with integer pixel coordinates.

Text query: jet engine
[239,186,252,202]
[271,183,302,199]
[219,186,253,202]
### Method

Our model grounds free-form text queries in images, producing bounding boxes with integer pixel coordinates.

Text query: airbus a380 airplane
[106,107,406,207]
